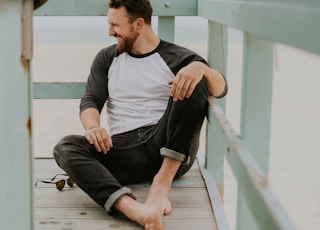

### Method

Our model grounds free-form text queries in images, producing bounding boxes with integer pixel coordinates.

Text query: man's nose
[109,27,115,36]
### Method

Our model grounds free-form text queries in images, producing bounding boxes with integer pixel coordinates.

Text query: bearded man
[53,0,227,229]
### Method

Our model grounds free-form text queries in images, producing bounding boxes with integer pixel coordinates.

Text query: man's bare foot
[137,205,163,230]
[145,185,172,215]
[114,195,163,230]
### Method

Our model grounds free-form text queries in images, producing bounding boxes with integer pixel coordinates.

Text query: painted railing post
[0,0,34,229]
[236,33,274,230]
[205,20,228,199]
[158,16,175,42]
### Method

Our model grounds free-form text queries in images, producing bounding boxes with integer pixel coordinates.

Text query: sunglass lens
[67,177,74,187]
[56,180,65,191]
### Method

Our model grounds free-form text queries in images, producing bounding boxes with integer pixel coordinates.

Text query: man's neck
[131,30,160,55]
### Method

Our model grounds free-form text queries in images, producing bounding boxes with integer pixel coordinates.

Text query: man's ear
[135,18,145,31]
[34,0,47,10]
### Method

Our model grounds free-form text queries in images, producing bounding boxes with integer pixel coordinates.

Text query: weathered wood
[206,20,228,201]
[34,159,220,230]
[33,82,86,99]
[0,1,34,230]
[35,218,217,230]
[198,0,320,55]
[208,98,296,230]
[236,33,275,230]
[34,0,198,16]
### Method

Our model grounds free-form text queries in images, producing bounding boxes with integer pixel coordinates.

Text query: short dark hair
[108,0,153,25]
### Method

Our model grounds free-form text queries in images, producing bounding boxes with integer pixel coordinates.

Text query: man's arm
[169,61,227,101]
[80,108,113,154]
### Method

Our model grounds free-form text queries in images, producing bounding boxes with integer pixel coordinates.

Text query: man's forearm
[202,63,227,98]
[80,108,101,131]
[80,108,112,153]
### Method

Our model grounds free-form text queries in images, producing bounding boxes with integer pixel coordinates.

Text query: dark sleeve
[157,40,208,75]
[79,45,116,115]
[214,73,228,99]
[158,40,228,98]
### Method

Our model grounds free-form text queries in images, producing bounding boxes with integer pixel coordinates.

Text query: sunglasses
[35,173,74,191]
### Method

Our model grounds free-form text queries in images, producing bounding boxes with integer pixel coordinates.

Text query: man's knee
[53,135,85,166]
[190,78,208,99]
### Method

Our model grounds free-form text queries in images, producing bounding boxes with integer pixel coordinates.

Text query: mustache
[113,33,123,39]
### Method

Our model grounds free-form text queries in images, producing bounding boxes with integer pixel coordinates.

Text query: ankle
[150,178,170,194]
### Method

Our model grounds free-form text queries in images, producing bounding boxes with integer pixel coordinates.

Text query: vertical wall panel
[236,33,274,230]
[0,1,34,229]
[158,16,175,42]
[206,21,228,199]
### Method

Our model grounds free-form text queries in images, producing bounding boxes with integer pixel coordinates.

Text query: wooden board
[34,158,218,230]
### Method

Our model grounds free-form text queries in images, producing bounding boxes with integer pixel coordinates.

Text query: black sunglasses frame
[35,173,74,191]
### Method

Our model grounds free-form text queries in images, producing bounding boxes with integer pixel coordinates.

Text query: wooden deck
[34,158,219,230]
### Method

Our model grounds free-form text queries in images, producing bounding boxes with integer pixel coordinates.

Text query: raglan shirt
[80,40,226,136]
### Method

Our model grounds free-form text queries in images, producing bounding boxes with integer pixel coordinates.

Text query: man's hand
[84,126,113,154]
[168,61,206,101]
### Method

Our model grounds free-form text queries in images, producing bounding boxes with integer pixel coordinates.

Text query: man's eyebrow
[109,21,119,26]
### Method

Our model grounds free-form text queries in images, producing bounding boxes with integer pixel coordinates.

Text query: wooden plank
[35,218,216,230]
[34,159,218,230]
[35,207,214,219]
[34,0,198,16]
[200,167,230,230]
[198,0,320,55]
[35,188,212,208]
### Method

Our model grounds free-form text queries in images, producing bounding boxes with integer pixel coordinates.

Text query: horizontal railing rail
[33,82,85,99]
[34,0,198,16]
[198,0,320,55]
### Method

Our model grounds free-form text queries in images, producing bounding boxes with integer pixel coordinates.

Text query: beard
[115,32,139,54]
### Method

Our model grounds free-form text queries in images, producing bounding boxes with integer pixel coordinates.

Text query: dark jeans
[53,79,208,214]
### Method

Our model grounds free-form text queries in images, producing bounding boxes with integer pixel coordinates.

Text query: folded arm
[169,61,227,101]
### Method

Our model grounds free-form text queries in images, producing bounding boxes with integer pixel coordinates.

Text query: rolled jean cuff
[104,187,135,214]
[160,147,190,164]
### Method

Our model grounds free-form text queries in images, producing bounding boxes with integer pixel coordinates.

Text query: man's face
[108,6,139,53]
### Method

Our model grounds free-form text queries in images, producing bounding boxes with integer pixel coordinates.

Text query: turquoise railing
[1,0,319,229]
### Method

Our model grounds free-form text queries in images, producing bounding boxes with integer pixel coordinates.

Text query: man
[53,0,227,229]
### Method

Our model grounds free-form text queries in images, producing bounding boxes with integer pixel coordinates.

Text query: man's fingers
[170,62,206,100]
[185,81,197,98]
[85,127,112,154]
[179,80,192,100]
[170,77,193,101]
[85,133,94,145]
[170,76,185,101]
[99,131,113,153]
